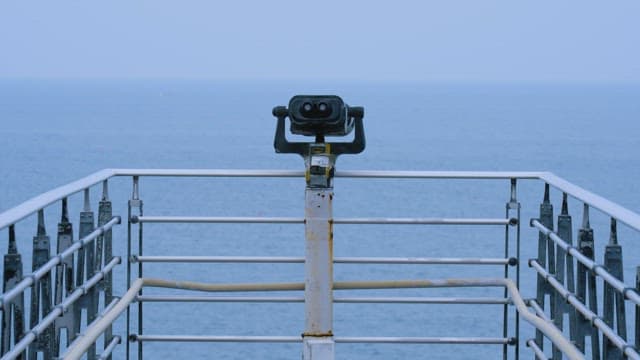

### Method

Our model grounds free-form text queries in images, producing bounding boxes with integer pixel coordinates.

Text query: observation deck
[1,168,639,359]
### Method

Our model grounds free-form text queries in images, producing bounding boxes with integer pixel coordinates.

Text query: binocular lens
[300,102,331,117]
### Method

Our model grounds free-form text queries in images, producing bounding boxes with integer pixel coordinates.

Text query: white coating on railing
[2,168,640,360]
[2,168,639,232]
[62,277,584,360]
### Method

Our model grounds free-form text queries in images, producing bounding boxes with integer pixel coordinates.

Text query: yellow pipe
[63,277,584,360]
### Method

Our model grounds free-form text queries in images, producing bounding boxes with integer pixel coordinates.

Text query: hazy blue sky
[1,1,639,82]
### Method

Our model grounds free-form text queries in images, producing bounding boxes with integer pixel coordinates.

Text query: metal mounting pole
[128,176,144,360]
[303,143,335,360]
[504,178,520,360]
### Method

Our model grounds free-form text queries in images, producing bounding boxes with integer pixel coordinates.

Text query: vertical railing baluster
[557,194,578,348]
[504,178,520,360]
[97,180,114,359]
[53,198,76,358]
[549,193,573,359]
[29,209,54,360]
[2,225,26,358]
[535,183,554,353]
[71,197,85,349]
[78,189,97,360]
[602,218,626,360]
[576,204,600,359]
[136,179,144,360]
[127,176,143,360]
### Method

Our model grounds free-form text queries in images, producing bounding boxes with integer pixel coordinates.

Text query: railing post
[556,194,578,352]
[534,184,554,352]
[303,144,335,360]
[576,204,600,359]
[2,225,26,358]
[504,178,520,360]
[602,218,626,360]
[97,180,114,359]
[29,209,54,360]
[127,176,143,360]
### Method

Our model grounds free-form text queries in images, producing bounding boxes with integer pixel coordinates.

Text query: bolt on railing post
[575,204,601,358]
[504,178,520,360]
[97,180,114,359]
[602,218,626,360]
[556,193,578,353]
[534,183,554,352]
[29,209,54,360]
[127,176,144,360]
[2,224,26,358]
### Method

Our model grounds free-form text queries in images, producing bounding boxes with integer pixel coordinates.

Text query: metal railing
[1,169,639,359]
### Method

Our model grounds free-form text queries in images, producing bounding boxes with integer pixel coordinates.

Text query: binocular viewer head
[272,95,365,156]
[285,95,361,137]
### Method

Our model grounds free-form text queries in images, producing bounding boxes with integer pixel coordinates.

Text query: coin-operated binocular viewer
[273,96,365,359]
[273,95,365,188]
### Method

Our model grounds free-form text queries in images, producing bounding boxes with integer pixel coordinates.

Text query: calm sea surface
[0,80,639,359]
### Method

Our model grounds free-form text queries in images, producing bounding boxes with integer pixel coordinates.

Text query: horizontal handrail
[2,169,639,233]
[97,336,121,360]
[133,216,304,224]
[131,335,301,343]
[531,219,640,306]
[131,334,514,345]
[336,336,513,344]
[133,255,514,266]
[59,297,121,358]
[527,339,547,360]
[133,216,513,226]
[136,295,510,305]
[64,277,583,360]
[0,216,121,307]
[113,169,545,179]
[333,296,510,305]
[527,299,551,322]
[334,217,514,225]
[529,259,640,360]
[1,256,121,360]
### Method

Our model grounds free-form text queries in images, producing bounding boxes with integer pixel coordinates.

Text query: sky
[1,1,639,82]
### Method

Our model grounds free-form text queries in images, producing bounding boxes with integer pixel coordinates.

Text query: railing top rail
[0,168,116,230]
[336,170,546,179]
[111,168,546,179]
[1,168,639,233]
[112,168,305,177]
[539,172,640,232]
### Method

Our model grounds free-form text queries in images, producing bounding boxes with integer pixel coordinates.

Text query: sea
[0,79,639,359]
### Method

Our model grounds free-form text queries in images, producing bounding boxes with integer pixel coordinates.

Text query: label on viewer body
[311,156,329,167]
